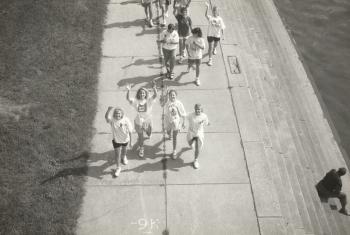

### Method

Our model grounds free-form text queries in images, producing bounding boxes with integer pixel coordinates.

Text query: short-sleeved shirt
[130,98,155,125]
[175,14,192,37]
[207,15,225,38]
[185,36,205,59]
[321,169,342,192]
[108,117,133,143]
[160,30,179,50]
[187,112,209,136]
[165,100,186,121]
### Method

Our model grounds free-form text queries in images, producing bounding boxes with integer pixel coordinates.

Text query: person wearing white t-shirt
[161,88,186,159]
[126,81,158,158]
[205,2,225,66]
[157,24,179,79]
[185,27,205,86]
[105,107,133,177]
[186,104,210,169]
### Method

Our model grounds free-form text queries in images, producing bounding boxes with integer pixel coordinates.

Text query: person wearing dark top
[316,168,349,215]
[174,7,192,64]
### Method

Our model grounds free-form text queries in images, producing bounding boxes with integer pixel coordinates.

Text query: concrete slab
[166,133,249,184]
[259,217,287,235]
[243,142,281,217]
[77,186,166,235]
[167,184,260,235]
[95,91,164,133]
[86,133,165,185]
[232,86,261,142]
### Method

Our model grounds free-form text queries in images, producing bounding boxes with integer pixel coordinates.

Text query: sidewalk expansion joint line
[257,215,284,218]
[85,184,166,187]
[166,182,250,186]
[99,88,230,92]
[214,0,262,233]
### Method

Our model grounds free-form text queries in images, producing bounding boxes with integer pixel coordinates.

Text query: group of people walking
[105,1,224,177]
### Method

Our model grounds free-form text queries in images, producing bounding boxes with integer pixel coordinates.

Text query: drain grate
[228,56,241,74]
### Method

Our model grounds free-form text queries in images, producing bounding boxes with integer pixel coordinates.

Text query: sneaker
[178,56,183,64]
[114,167,121,177]
[139,147,144,158]
[193,159,199,169]
[170,72,175,80]
[121,156,128,165]
[149,19,154,27]
[171,150,177,159]
[208,58,213,66]
[213,48,217,55]
[195,78,200,86]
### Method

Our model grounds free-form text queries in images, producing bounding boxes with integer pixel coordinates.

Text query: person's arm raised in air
[126,84,133,104]
[205,2,210,20]
[151,80,158,100]
[105,106,114,123]
[186,0,192,8]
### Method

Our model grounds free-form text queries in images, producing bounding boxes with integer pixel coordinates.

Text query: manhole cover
[228,56,241,74]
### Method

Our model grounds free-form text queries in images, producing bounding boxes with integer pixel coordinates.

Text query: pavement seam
[212,0,263,233]
[84,182,251,187]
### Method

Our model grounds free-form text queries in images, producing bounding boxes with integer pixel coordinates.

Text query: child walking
[158,0,171,26]
[205,2,225,66]
[174,7,192,64]
[185,27,205,86]
[161,89,186,159]
[105,107,133,177]
[141,0,154,27]
[126,82,158,158]
[186,104,209,169]
[158,24,179,79]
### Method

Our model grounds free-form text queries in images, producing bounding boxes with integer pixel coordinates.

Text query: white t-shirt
[108,117,133,143]
[207,15,225,38]
[185,36,205,59]
[187,112,209,137]
[160,30,179,50]
[130,98,155,125]
[165,100,186,122]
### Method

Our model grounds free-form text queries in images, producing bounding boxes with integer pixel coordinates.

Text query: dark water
[273,0,350,162]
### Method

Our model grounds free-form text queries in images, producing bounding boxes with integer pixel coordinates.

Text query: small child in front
[186,103,209,169]
[105,107,133,177]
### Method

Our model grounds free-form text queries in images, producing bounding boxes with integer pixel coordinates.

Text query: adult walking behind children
[186,104,209,169]
[158,24,179,79]
[161,88,186,159]
[158,0,171,26]
[105,107,133,177]
[174,7,192,64]
[126,82,158,158]
[141,0,154,27]
[205,2,225,66]
[316,168,350,215]
[185,27,205,86]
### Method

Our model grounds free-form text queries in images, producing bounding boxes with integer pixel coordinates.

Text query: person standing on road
[161,88,186,159]
[158,24,179,80]
[186,103,209,169]
[141,0,154,27]
[316,168,350,215]
[185,27,205,86]
[126,82,158,158]
[174,7,192,64]
[173,0,191,15]
[105,107,133,177]
[205,2,225,66]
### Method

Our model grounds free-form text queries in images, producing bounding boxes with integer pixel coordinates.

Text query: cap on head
[338,167,347,176]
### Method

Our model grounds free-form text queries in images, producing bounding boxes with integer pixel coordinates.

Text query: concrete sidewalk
[77,0,350,234]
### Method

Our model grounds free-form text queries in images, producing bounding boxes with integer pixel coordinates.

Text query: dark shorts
[188,58,201,66]
[207,36,220,43]
[141,2,152,7]
[162,48,176,59]
[112,140,128,149]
